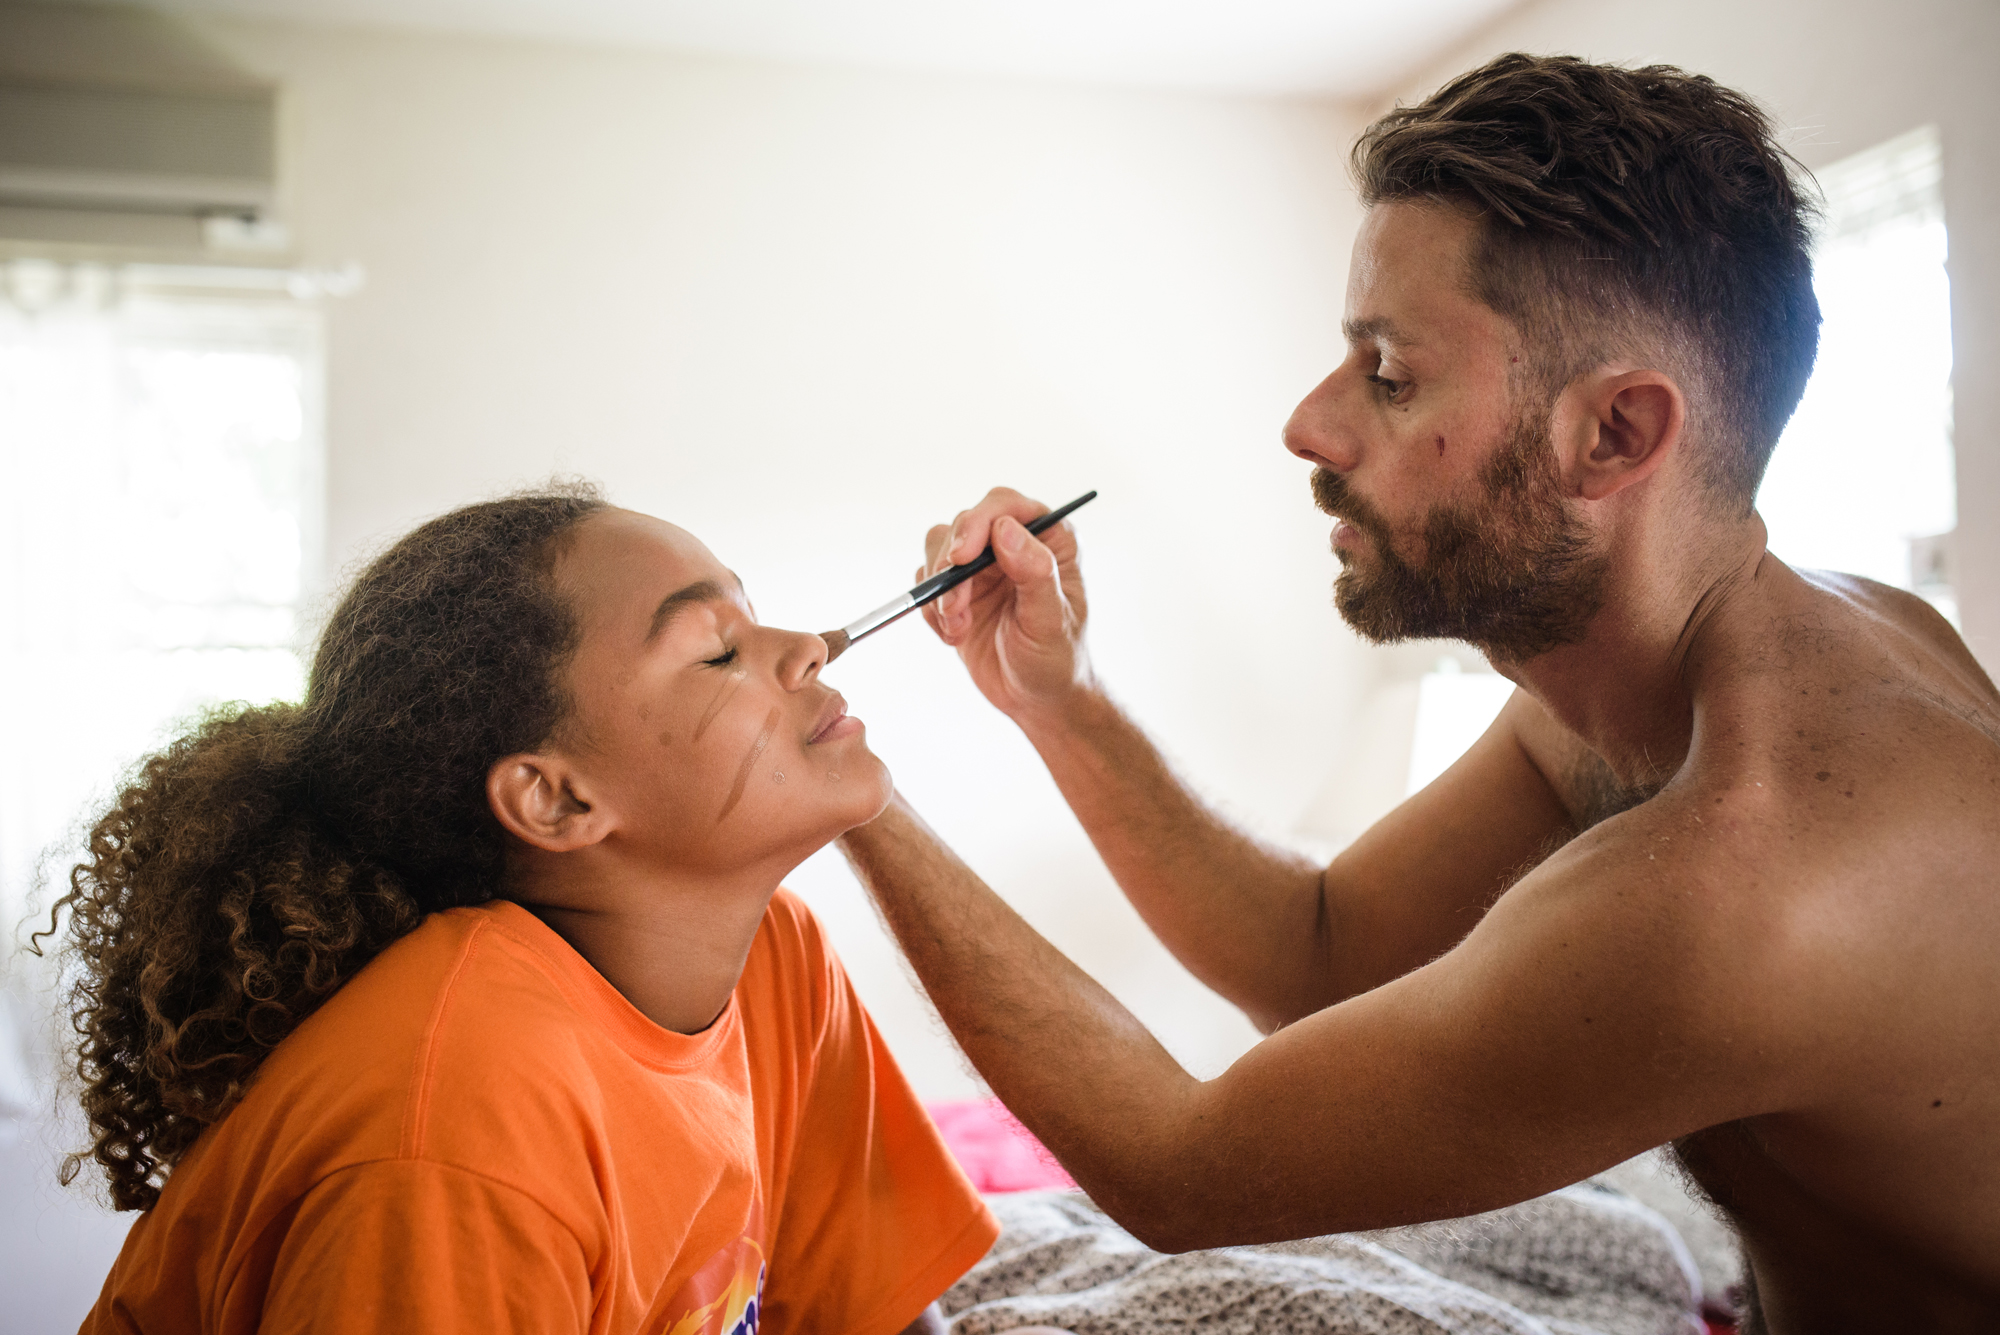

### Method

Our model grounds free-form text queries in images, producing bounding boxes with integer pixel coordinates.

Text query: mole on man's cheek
[1436,435,1447,457]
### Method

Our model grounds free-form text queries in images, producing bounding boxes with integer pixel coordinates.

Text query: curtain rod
[0,254,364,310]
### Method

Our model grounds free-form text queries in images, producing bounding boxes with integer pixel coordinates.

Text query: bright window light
[0,264,322,929]
[1758,125,1956,620]
[1405,658,1514,796]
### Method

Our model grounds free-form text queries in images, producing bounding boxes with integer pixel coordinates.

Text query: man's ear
[1565,369,1686,502]
[487,754,611,852]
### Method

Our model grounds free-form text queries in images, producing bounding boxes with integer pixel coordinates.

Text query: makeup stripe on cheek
[717,707,781,823]
[693,668,748,743]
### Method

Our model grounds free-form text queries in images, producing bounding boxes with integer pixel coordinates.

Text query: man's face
[1285,201,1606,662]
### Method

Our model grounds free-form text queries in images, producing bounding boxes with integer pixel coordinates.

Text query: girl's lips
[807,694,860,744]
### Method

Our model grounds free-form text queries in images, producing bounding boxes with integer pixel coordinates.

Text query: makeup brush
[821,491,1097,663]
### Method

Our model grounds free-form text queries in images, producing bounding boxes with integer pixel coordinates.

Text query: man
[837,54,2000,1334]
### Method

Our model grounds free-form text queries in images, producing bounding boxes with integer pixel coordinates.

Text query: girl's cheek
[716,708,783,824]
[688,669,749,746]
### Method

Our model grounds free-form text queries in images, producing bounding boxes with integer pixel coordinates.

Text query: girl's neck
[514,856,790,1034]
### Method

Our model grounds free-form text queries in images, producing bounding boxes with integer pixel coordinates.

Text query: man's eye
[703,647,739,668]
[1366,373,1410,404]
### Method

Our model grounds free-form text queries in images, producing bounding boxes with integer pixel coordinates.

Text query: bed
[928,1100,1743,1335]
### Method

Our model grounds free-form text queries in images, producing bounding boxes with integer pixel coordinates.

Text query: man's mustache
[1309,467,1390,543]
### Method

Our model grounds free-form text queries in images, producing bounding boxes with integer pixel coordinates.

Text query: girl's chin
[785,752,894,835]
[843,753,895,818]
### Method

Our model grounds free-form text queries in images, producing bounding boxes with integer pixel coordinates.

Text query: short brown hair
[1353,53,1820,509]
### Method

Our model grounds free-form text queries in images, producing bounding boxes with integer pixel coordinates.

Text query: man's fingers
[916,564,980,641]
[947,488,1049,565]
[924,523,952,576]
[990,515,1067,639]
[915,488,1067,647]
[916,563,955,639]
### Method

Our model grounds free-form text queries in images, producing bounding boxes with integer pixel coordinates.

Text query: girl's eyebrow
[645,578,728,643]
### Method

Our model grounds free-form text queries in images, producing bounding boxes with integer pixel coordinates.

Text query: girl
[57,484,997,1334]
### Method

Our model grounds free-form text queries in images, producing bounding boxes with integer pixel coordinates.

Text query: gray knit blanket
[943,1183,1706,1335]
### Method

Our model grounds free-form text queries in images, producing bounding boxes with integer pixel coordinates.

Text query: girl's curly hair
[42,482,607,1210]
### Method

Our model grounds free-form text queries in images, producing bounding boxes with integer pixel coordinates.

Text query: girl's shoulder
[237,903,600,1148]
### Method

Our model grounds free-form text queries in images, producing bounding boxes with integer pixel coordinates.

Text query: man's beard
[1310,411,1608,663]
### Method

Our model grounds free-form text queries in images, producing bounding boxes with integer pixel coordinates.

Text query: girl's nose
[773,628,828,690]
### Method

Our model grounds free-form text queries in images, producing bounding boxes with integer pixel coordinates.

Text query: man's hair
[1352,53,1821,510]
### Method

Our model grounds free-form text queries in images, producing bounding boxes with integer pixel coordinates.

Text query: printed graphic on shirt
[663,1232,766,1335]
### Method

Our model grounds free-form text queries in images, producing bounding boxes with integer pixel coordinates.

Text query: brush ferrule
[842,592,918,644]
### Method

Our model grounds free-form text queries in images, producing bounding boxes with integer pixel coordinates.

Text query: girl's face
[543,508,891,874]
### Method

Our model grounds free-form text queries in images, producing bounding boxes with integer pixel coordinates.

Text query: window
[0,260,327,934]
[1757,124,1956,618]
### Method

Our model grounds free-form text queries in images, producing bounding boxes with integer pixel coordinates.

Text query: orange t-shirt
[83,891,997,1335]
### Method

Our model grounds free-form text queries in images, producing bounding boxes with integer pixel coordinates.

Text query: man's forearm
[1011,685,1333,1030]
[839,796,1200,1239]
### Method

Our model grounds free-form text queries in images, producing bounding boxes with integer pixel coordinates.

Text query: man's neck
[1494,510,1769,791]
[511,852,795,1035]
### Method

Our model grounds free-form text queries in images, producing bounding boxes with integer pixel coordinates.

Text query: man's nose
[1283,371,1359,472]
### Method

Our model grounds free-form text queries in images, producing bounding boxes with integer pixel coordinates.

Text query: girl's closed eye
[703,646,739,668]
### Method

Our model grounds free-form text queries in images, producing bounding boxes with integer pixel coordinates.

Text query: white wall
[8,28,1384,1325]
[178,0,2000,1104]
[11,5,1993,1328]
[1386,0,2000,672]
[169,16,1380,1099]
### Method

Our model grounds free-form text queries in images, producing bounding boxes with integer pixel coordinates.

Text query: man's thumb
[992,517,1066,637]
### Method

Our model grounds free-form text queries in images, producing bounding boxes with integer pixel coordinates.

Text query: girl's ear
[487,755,611,852]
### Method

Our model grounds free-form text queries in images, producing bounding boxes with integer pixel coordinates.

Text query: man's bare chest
[1671,1116,2000,1330]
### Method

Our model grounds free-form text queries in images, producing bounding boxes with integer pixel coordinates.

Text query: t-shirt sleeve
[252,1159,594,1335]
[758,898,999,1335]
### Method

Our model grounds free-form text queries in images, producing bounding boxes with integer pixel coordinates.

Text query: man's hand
[920,487,1092,725]
[912,487,1337,1031]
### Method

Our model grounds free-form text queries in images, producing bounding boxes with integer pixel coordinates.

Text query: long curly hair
[39,481,607,1210]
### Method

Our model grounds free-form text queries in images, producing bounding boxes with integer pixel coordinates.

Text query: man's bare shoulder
[1482,560,2000,1093]
[1491,559,1997,889]
[1575,565,1998,939]
[1725,562,1996,714]
[1630,567,2000,1312]
[1697,564,2000,839]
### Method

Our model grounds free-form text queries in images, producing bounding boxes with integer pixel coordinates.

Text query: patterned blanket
[943,1182,1706,1335]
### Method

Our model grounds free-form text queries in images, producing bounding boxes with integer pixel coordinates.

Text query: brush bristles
[821,628,850,663]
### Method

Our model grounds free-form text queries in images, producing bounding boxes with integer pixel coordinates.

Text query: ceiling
[123,0,1522,99]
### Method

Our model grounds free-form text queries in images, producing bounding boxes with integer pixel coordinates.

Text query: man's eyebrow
[645,579,729,643]
[1342,315,1413,347]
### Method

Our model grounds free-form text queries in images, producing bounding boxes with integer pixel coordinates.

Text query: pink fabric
[926,1099,1077,1194]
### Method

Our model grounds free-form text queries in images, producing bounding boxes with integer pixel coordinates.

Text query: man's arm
[840,789,1795,1252]
[917,488,1576,1029]
[1018,684,1580,1028]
